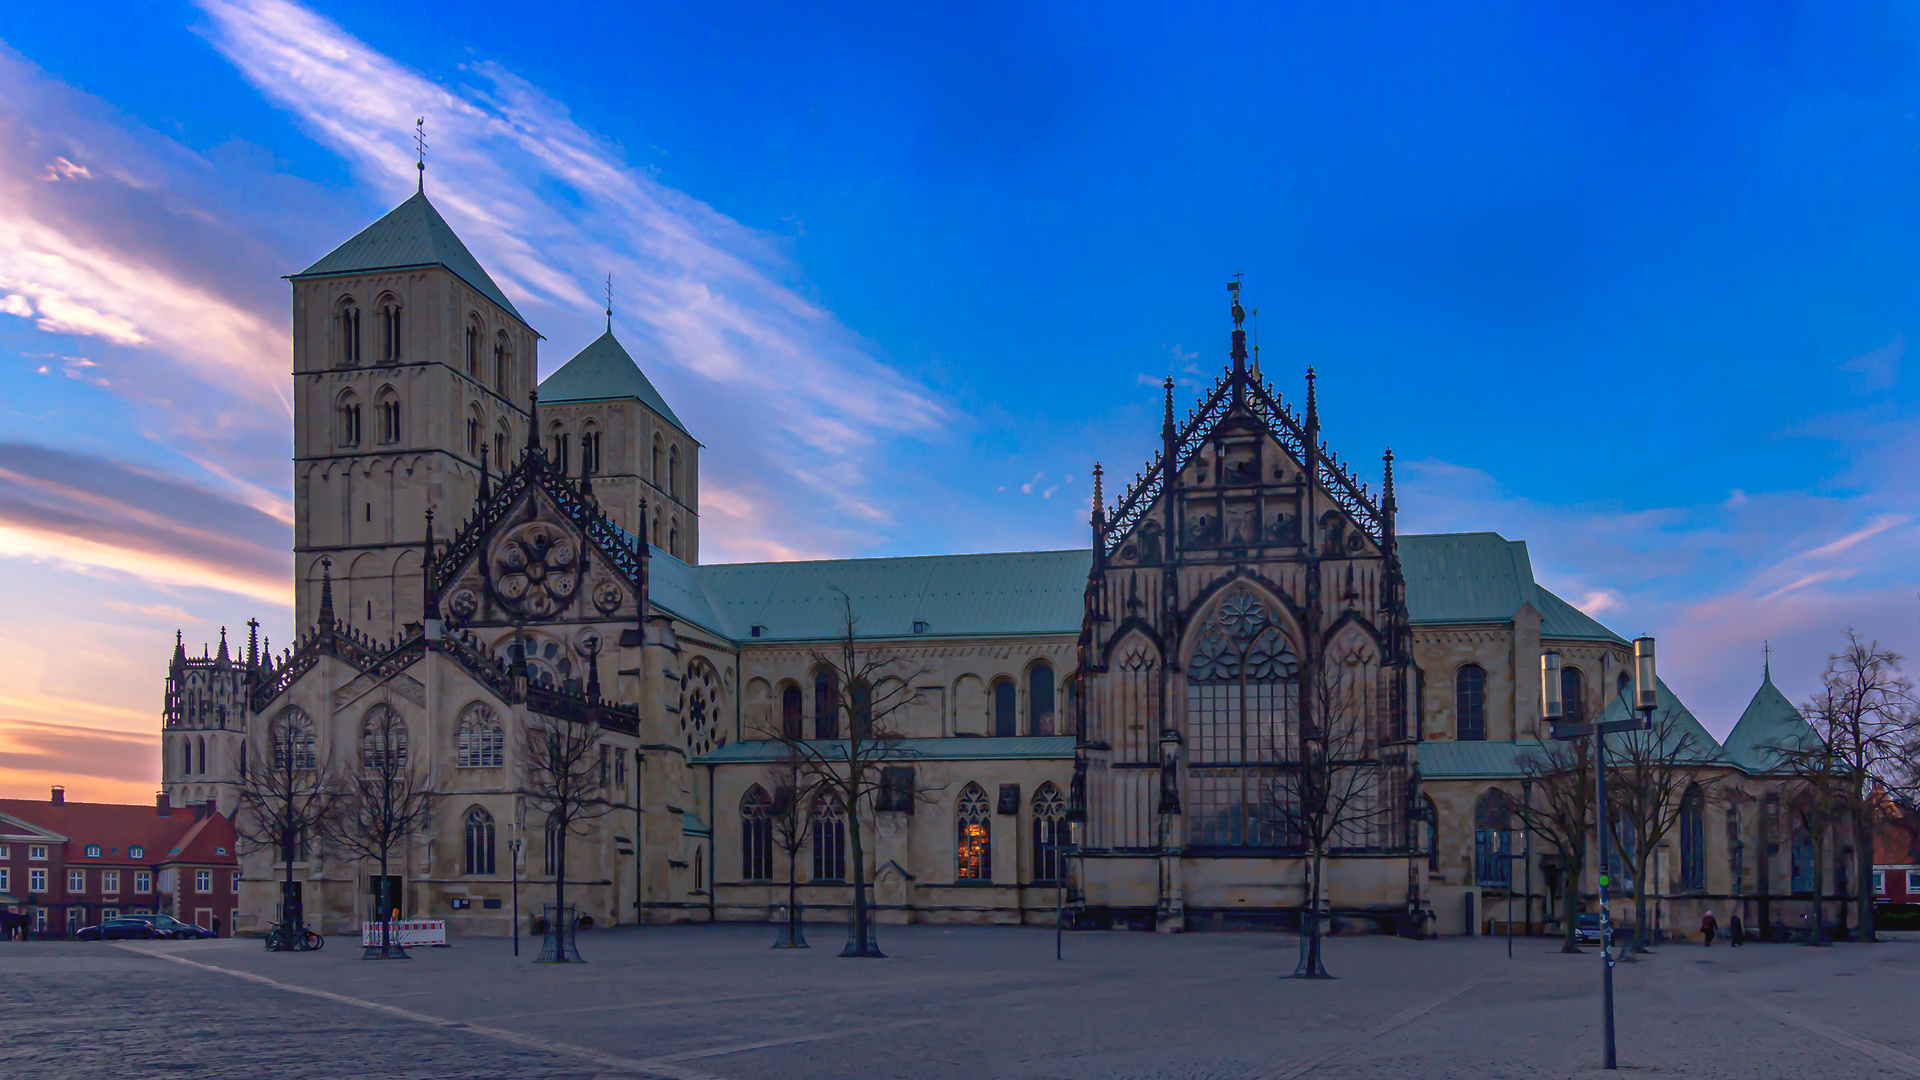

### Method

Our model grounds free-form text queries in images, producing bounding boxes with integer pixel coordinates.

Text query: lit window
[956,784,992,881]
[195,870,211,893]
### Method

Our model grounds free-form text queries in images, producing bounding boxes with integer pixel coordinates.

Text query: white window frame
[102,870,119,894]
[129,846,144,860]
[102,907,118,920]
[135,870,152,893]
[33,909,46,931]
[68,869,85,892]
[230,871,242,892]
[0,868,8,893]
[195,870,211,893]
[0,844,9,858]
[30,868,47,892]
[28,845,47,861]
[1876,870,1888,895]
[85,844,101,858]
[1908,869,1920,894]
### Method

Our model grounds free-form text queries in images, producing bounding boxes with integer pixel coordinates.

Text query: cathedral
[161,183,1844,942]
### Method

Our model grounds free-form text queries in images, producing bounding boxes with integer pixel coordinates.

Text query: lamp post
[1547,637,1657,1071]
[509,822,523,958]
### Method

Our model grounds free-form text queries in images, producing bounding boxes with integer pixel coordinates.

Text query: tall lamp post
[1547,637,1658,1071]
[509,822,523,958]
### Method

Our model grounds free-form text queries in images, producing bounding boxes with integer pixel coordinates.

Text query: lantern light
[1634,636,1658,712]
[1540,650,1563,722]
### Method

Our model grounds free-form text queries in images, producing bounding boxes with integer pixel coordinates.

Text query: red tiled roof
[0,799,237,866]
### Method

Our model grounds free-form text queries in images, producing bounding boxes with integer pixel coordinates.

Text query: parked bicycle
[264,921,324,952]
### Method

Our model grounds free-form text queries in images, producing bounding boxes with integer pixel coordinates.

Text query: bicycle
[264,921,324,952]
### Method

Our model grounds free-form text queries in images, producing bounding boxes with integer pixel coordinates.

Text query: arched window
[741,786,774,881]
[272,708,316,771]
[494,331,512,392]
[467,408,483,459]
[549,424,569,472]
[456,704,504,767]
[361,705,407,770]
[1679,784,1705,891]
[669,520,680,559]
[811,797,845,881]
[1791,823,1815,894]
[336,297,361,365]
[813,668,839,739]
[1455,664,1487,741]
[781,684,804,740]
[1726,804,1744,888]
[694,847,704,891]
[993,679,1017,738]
[336,390,362,448]
[669,445,681,497]
[1474,789,1511,887]
[1186,587,1300,847]
[1561,665,1585,724]
[196,737,206,775]
[1031,782,1065,882]
[652,434,663,488]
[580,423,599,475]
[181,739,192,776]
[957,783,992,880]
[852,680,873,738]
[377,295,402,362]
[1028,661,1055,736]
[1421,794,1439,871]
[464,807,495,875]
[493,423,508,473]
[465,317,481,377]
[376,387,401,445]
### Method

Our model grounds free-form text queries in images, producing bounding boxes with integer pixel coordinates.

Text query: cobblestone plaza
[4,927,1919,1079]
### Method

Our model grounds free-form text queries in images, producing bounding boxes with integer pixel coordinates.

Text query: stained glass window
[1185,589,1298,848]
[812,798,846,881]
[957,784,992,880]
[1456,665,1487,741]
[741,786,773,881]
[1031,783,1065,882]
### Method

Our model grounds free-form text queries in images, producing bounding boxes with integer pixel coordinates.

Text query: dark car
[1575,913,1605,945]
[75,918,160,941]
[116,913,214,940]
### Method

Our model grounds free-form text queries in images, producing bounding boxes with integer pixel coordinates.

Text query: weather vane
[605,273,613,331]
[414,117,428,192]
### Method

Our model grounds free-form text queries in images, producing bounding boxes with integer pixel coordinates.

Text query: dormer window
[85,845,101,858]
[129,846,144,860]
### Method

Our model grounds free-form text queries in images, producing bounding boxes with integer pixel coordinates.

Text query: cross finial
[606,273,613,332]
[1763,640,1772,681]
[414,118,427,193]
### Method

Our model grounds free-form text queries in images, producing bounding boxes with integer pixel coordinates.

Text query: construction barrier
[360,919,448,947]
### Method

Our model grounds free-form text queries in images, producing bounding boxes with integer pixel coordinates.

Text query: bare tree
[1263,651,1399,978]
[324,700,436,958]
[762,592,930,958]
[1768,715,1853,946]
[1513,738,1595,953]
[765,748,820,948]
[1605,706,1719,953]
[1787,632,1916,943]
[234,707,341,945]
[518,707,616,960]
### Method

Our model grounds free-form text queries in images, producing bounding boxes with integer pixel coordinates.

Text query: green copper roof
[694,736,1076,766]
[293,191,527,324]
[1593,676,1731,765]
[1398,532,1623,642]
[1719,673,1816,774]
[1416,739,1549,779]
[537,330,692,438]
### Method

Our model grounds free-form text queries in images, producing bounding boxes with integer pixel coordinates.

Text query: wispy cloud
[195,0,948,561]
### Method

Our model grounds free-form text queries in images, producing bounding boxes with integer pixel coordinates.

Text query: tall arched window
[580,424,599,475]
[1186,587,1299,847]
[377,295,402,362]
[493,423,508,473]
[272,708,316,771]
[741,786,774,881]
[811,797,845,881]
[1679,784,1705,891]
[813,668,839,739]
[182,739,193,775]
[781,684,804,740]
[336,391,362,448]
[669,520,680,559]
[1421,794,1440,871]
[494,331,511,392]
[993,679,1017,738]
[465,317,481,377]
[1561,665,1585,724]
[1726,805,1744,888]
[196,737,206,775]
[549,424,569,472]
[852,680,873,738]
[464,807,495,875]
[652,434,663,488]
[1031,782,1065,881]
[336,297,361,365]
[456,704,504,767]
[1474,789,1511,886]
[361,705,407,770]
[376,387,401,444]
[956,783,992,880]
[1455,664,1487,741]
[467,408,483,459]
[1028,661,1055,736]
[669,445,681,497]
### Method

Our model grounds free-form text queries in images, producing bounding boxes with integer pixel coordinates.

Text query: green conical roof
[1720,672,1817,773]
[537,329,693,440]
[1594,676,1730,765]
[293,191,527,324]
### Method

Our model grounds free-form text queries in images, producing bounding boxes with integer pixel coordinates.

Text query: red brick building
[0,788,241,937]
[1873,792,1920,906]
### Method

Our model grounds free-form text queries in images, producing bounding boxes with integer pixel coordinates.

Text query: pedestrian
[1730,913,1746,947]
[1701,910,1718,947]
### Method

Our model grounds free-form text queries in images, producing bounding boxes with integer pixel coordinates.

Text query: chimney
[50,785,64,805]
[157,792,171,817]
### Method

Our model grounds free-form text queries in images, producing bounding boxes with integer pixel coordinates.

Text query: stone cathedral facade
[164,188,1843,941]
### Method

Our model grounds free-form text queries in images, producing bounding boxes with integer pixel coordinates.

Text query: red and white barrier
[360,919,448,947]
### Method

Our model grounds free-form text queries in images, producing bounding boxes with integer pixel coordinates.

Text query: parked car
[75,918,160,941]
[116,913,214,940]
[1575,913,1605,945]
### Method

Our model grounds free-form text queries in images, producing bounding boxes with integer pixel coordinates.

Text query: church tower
[287,187,538,637]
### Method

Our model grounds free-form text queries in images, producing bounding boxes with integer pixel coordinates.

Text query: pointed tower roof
[1721,671,1818,774]
[538,329,694,441]
[292,191,528,325]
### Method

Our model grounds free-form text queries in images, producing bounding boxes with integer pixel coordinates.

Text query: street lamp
[508,821,523,958]
[1549,638,1657,1071]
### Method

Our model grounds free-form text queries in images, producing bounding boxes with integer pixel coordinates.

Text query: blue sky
[1,1,1916,798]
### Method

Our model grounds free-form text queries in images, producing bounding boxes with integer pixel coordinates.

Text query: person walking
[1730,913,1746,947]
[1701,910,1719,947]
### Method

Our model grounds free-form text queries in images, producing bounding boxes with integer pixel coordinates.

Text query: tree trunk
[379,848,392,955]
[1853,796,1876,944]
[555,827,570,960]
[1561,849,1582,953]
[788,857,800,941]
[842,807,874,957]
[1295,846,1330,977]
[1809,814,1828,946]
[1632,843,1652,953]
